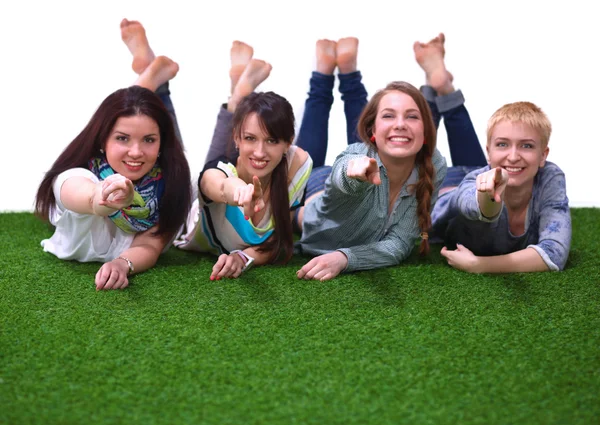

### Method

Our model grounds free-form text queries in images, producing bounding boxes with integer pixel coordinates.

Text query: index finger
[252,176,263,196]
[494,167,503,182]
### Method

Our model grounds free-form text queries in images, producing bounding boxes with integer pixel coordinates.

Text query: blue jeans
[421,86,487,187]
[295,71,368,168]
[155,82,183,147]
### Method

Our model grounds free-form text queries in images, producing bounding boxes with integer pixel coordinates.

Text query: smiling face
[104,114,161,183]
[235,112,289,182]
[487,120,549,188]
[371,91,425,163]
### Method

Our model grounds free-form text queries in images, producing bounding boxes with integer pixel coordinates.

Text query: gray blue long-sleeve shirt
[431,161,571,270]
[297,143,447,272]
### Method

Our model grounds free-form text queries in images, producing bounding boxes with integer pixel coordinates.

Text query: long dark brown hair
[231,91,295,264]
[357,81,437,255]
[35,85,192,237]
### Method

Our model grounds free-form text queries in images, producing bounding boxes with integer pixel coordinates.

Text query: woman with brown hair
[294,38,447,281]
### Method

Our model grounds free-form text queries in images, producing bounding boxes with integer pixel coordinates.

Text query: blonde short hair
[487,101,552,148]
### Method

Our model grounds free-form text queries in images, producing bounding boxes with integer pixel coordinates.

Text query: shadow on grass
[358,269,406,308]
[496,274,533,304]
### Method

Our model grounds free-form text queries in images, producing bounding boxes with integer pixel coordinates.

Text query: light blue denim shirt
[297,143,447,272]
[431,161,571,271]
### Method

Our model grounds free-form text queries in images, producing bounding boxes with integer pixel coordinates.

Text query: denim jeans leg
[295,72,335,168]
[338,71,368,145]
[420,85,442,130]
[436,90,487,166]
[205,105,237,165]
[155,82,183,146]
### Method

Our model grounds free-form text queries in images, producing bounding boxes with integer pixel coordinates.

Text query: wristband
[230,250,255,272]
[116,256,134,275]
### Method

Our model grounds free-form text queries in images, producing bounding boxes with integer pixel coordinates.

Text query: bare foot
[228,59,272,112]
[316,39,337,75]
[121,18,155,75]
[413,33,454,95]
[134,56,179,92]
[230,41,254,95]
[336,37,359,74]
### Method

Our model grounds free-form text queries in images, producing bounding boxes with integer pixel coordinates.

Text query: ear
[540,146,549,168]
[485,144,491,164]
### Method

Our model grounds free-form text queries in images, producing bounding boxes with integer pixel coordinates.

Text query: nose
[394,117,407,130]
[507,145,520,162]
[253,141,266,158]
[128,142,143,158]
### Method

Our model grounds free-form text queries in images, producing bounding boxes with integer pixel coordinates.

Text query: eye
[382,114,394,119]
[407,114,420,120]
[116,135,128,142]
[522,143,534,149]
[244,135,255,141]
[496,142,508,148]
[144,137,157,143]
[267,138,279,144]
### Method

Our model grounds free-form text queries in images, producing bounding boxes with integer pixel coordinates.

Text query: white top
[40,168,135,262]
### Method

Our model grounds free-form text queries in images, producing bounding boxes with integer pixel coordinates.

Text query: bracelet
[230,250,255,273]
[116,256,134,275]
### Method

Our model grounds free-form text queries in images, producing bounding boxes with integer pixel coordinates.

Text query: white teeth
[390,137,409,142]
[252,160,267,166]
[505,167,523,172]
[126,162,142,166]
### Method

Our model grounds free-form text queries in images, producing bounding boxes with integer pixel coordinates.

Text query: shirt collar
[371,147,419,198]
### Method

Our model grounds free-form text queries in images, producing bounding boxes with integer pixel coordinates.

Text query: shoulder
[431,149,447,171]
[535,162,566,190]
[287,145,312,176]
[54,168,99,191]
[464,165,491,181]
[534,161,568,201]
[201,157,238,178]
[331,143,371,168]
[537,161,565,180]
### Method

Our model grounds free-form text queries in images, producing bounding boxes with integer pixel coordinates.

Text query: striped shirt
[431,161,571,271]
[297,143,447,272]
[175,145,312,255]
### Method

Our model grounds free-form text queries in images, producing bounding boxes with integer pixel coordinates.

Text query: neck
[237,163,271,195]
[505,181,533,211]
[380,155,416,189]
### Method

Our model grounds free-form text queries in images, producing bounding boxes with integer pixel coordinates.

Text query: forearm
[477,191,502,219]
[115,244,162,275]
[116,230,169,275]
[201,171,247,205]
[475,247,549,273]
[242,246,273,266]
[339,239,413,273]
[61,177,117,216]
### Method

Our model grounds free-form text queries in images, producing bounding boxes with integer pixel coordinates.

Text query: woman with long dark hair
[35,58,192,290]
[172,40,312,279]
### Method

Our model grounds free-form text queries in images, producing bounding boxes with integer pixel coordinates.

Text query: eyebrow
[495,137,537,143]
[113,130,158,137]
[380,108,421,114]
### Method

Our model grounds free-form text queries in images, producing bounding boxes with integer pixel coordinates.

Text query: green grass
[1,209,599,425]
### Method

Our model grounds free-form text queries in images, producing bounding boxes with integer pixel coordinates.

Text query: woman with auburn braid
[292,36,447,283]
[355,81,437,257]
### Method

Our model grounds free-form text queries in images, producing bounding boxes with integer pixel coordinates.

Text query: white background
[1,0,597,211]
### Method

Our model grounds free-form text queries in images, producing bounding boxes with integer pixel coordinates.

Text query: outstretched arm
[441,244,548,273]
[60,174,135,216]
[200,169,265,219]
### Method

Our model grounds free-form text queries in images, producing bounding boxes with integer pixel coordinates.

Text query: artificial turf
[1,209,599,425]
